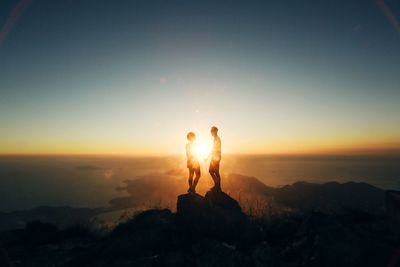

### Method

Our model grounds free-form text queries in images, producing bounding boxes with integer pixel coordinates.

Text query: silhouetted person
[186,132,201,193]
[208,126,221,191]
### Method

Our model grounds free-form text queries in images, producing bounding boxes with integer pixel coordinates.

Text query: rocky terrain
[1,184,400,266]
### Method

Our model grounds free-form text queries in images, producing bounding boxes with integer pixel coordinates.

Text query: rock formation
[177,190,246,241]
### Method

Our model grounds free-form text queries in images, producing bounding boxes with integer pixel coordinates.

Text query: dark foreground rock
[386,190,400,233]
[177,190,247,241]
[204,190,242,212]
[1,191,399,267]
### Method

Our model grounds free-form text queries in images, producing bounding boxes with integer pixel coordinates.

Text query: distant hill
[0,173,386,231]
[274,181,385,215]
[109,173,386,215]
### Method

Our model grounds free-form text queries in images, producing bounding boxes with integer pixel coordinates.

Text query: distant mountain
[0,172,387,231]
[108,173,386,215]
[274,181,385,214]
[224,173,275,195]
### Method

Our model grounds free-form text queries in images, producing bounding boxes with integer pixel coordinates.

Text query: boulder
[110,209,177,254]
[252,242,274,267]
[192,239,244,267]
[204,190,242,212]
[205,190,247,241]
[177,193,209,217]
[385,190,400,233]
[177,190,246,241]
[176,193,211,239]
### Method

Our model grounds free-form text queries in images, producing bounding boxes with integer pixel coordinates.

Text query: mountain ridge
[0,173,387,231]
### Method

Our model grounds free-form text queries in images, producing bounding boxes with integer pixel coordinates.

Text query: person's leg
[209,160,219,190]
[188,168,194,192]
[192,168,201,192]
[214,160,221,190]
[214,170,221,191]
[209,169,217,189]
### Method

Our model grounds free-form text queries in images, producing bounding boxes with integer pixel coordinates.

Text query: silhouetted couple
[186,126,221,193]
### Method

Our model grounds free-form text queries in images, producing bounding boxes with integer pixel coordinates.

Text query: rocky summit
[1,190,399,267]
[177,190,247,241]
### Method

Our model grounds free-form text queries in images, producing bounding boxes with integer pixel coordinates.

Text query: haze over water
[0,155,399,212]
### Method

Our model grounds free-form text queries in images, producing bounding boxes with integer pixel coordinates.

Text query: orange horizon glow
[1,138,399,157]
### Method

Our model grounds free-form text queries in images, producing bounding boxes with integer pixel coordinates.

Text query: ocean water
[0,155,399,212]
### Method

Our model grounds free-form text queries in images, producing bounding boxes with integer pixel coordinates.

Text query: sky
[0,0,399,155]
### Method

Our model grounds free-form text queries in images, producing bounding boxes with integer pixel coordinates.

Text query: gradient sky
[0,0,399,155]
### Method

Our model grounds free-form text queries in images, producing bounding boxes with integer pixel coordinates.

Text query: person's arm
[217,137,221,159]
[205,139,214,161]
[186,144,190,159]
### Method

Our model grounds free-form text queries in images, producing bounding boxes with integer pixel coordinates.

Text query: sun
[195,141,210,159]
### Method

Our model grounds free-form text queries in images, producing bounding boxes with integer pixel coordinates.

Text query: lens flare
[195,142,210,159]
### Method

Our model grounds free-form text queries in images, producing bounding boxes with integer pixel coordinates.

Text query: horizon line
[1,150,400,158]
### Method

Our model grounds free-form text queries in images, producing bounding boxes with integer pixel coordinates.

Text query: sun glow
[195,141,211,159]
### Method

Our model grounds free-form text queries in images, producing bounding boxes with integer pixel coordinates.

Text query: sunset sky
[0,0,399,155]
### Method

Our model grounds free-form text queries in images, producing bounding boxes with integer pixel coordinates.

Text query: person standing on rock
[208,126,222,191]
[186,132,201,193]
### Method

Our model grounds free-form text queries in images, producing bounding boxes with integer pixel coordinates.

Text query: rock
[176,193,210,237]
[192,239,243,267]
[252,242,274,267]
[204,190,242,212]
[204,190,247,241]
[177,191,247,241]
[385,190,400,233]
[23,220,60,245]
[241,222,265,245]
[177,193,209,217]
[155,251,185,267]
[285,212,364,267]
[110,209,177,254]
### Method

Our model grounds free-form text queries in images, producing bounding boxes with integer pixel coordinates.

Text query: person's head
[187,132,196,142]
[210,126,218,137]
